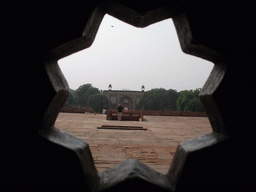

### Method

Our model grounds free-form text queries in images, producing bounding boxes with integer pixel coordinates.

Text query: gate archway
[119,96,133,110]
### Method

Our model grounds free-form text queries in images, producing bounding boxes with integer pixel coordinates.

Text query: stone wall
[103,90,144,110]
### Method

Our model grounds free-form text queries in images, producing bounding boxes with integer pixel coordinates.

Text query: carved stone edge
[39,2,231,190]
[166,132,229,190]
[200,64,228,135]
[38,126,100,190]
[172,9,226,64]
[98,159,172,191]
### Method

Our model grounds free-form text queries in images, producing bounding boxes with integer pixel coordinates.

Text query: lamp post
[141,85,145,92]
[108,84,112,91]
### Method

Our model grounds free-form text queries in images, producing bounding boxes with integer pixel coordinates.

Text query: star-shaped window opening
[56,14,213,174]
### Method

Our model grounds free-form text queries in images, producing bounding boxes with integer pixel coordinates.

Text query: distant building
[103,85,145,110]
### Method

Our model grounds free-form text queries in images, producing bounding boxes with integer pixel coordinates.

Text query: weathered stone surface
[38,126,99,188]
[3,0,254,188]
[103,90,144,110]
[99,159,172,191]
[167,132,229,189]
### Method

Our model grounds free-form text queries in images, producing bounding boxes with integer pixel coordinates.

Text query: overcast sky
[58,14,213,92]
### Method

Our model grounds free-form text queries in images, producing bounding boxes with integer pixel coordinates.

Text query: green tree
[74,84,100,107]
[184,97,204,112]
[164,89,179,111]
[176,90,194,111]
[88,93,108,113]
[69,88,75,95]
[176,88,204,112]
[138,88,179,111]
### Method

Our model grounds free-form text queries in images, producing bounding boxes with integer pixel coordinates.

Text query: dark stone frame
[3,0,254,189]
[40,2,230,190]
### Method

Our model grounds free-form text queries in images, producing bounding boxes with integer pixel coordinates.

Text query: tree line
[137,88,204,112]
[64,84,204,112]
[64,84,108,113]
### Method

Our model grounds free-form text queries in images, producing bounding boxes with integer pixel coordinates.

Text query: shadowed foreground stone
[99,159,172,191]
[3,0,254,188]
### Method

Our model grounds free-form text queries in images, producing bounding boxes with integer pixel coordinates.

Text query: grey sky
[58,14,213,92]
